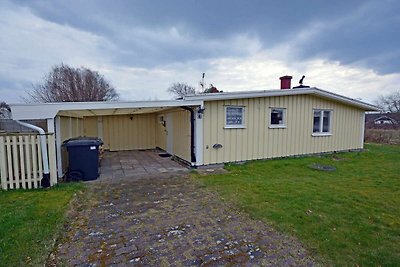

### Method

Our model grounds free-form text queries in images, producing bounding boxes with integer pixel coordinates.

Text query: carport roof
[11,99,204,120]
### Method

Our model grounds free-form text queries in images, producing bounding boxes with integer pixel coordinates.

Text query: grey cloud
[288,0,400,74]
[16,0,388,69]
[1,0,399,103]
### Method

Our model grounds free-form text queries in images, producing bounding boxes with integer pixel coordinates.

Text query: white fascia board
[312,88,380,111]
[11,104,62,120]
[10,100,204,120]
[184,88,310,101]
[184,87,380,111]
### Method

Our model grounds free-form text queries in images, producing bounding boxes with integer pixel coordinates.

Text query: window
[269,108,286,128]
[313,110,332,135]
[225,106,245,128]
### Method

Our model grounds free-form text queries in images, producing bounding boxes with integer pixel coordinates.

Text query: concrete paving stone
[52,159,316,266]
[114,244,138,256]
[98,149,191,181]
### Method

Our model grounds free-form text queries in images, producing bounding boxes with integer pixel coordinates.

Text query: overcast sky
[1,0,399,103]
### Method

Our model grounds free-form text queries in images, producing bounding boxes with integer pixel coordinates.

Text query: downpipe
[16,120,51,188]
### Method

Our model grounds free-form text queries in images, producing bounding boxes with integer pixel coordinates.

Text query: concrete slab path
[99,150,189,180]
[51,172,316,266]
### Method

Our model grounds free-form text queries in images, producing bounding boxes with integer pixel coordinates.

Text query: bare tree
[167,82,196,98]
[25,64,119,103]
[374,90,400,113]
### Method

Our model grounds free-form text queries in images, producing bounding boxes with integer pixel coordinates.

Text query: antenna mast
[200,72,205,91]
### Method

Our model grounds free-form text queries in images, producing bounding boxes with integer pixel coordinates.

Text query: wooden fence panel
[18,136,26,189]
[0,133,57,190]
[12,136,19,189]
[24,136,32,189]
[0,136,7,190]
[6,136,13,189]
[31,135,38,189]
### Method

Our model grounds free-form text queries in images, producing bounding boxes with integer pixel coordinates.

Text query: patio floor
[99,149,189,180]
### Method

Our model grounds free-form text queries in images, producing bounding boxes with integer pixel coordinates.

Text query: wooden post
[37,135,43,187]
[0,136,8,190]
[31,135,38,189]
[24,136,32,189]
[18,136,26,189]
[6,136,13,189]
[48,134,57,186]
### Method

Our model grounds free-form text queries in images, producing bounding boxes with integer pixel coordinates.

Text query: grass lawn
[196,144,400,266]
[0,182,84,266]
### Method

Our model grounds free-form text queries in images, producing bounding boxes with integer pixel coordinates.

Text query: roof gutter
[15,120,51,188]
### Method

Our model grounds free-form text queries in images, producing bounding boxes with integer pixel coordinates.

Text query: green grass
[196,144,400,266]
[0,182,84,266]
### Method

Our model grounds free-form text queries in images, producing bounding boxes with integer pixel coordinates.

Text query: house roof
[365,113,400,123]
[374,116,397,122]
[184,87,379,111]
[10,87,379,120]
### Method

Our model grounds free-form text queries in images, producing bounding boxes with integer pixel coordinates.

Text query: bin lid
[63,137,103,147]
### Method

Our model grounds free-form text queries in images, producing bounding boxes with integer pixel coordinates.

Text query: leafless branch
[24,63,119,103]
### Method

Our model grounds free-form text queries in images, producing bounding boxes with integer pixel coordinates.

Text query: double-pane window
[313,110,332,133]
[270,108,286,127]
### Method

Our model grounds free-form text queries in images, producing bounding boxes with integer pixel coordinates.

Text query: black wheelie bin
[63,137,103,181]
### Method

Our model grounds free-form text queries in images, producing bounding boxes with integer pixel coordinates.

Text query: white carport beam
[88,109,97,116]
[10,99,204,120]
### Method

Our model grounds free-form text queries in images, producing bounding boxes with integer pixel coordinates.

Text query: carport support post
[46,118,57,185]
[55,116,63,179]
[195,106,204,166]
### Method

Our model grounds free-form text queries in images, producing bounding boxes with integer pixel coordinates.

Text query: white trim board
[10,100,204,120]
[185,87,379,111]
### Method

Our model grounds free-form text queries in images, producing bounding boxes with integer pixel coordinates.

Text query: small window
[313,110,332,135]
[269,108,286,128]
[225,106,245,128]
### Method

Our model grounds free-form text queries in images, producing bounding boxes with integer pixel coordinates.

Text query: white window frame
[312,109,333,136]
[269,107,286,128]
[225,106,245,128]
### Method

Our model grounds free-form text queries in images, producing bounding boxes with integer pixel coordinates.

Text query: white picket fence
[0,133,57,190]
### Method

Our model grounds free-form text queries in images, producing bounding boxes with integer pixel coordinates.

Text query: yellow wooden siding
[59,116,84,142]
[155,114,167,150]
[83,116,98,138]
[102,114,156,151]
[202,95,364,165]
[153,109,191,162]
[171,109,191,162]
[79,111,190,162]
[59,116,84,173]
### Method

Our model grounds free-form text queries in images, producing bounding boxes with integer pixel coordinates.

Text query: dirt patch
[50,173,316,266]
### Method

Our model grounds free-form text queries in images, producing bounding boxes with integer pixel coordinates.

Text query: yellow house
[10,85,378,179]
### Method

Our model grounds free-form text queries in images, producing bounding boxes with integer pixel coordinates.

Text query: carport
[11,100,204,179]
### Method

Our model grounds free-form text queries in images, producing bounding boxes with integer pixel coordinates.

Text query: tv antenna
[200,73,205,91]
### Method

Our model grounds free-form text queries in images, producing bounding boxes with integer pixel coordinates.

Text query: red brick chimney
[280,76,292,89]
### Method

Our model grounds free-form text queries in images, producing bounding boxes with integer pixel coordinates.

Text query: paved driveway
[99,150,189,180]
[52,173,316,266]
